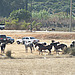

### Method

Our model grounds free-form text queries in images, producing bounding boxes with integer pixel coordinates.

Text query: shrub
[70,47,75,56]
[64,47,71,54]
[6,50,11,57]
[64,47,75,56]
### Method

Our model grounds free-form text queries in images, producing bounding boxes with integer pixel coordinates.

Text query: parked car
[6,37,14,44]
[16,37,39,44]
[0,35,7,43]
[0,24,5,30]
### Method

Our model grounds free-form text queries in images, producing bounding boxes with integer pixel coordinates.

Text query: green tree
[32,10,50,19]
[0,0,25,17]
[5,18,19,29]
[9,9,31,21]
[21,21,30,30]
[32,21,42,30]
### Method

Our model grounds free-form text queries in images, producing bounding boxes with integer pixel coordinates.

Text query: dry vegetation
[0,31,75,75]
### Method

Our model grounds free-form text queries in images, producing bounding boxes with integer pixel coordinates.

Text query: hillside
[32,0,70,14]
[0,0,75,17]
[0,0,75,31]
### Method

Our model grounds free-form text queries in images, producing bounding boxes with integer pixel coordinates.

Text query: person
[1,43,6,53]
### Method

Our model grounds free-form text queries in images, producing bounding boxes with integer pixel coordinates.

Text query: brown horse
[35,43,52,55]
[50,42,67,53]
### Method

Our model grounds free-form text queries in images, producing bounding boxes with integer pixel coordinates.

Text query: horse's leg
[3,44,6,53]
[25,46,28,53]
[38,48,40,55]
[56,49,59,54]
[1,46,3,54]
[33,44,35,51]
[4,44,6,50]
[3,50,4,53]
[26,48,28,53]
[40,50,43,55]
[25,45,28,53]
[61,47,65,54]
[39,50,40,55]
[38,48,42,55]
[30,46,32,53]
[41,51,43,55]
[39,49,41,55]
[48,49,51,55]
[1,50,2,54]
[2,46,4,53]
[56,49,58,54]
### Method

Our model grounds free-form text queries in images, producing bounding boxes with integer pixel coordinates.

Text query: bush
[64,47,71,54]
[6,50,11,57]
[70,47,75,56]
[64,47,75,56]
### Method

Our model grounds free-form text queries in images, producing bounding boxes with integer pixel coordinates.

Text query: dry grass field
[0,31,75,75]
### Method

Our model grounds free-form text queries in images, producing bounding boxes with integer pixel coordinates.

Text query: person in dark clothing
[1,43,6,53]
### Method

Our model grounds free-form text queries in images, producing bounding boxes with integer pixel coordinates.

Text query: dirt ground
[0,31,75,75]
[0,59,75,75]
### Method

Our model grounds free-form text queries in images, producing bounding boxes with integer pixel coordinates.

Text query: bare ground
[0,31,75,75]
[0,58,75,75]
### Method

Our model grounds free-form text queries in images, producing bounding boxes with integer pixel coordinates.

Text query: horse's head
[51,40,55,43]
[50,42,60,47]
[35,43,43,48]
[35,43,38,48]
[72,41,75,44]
[57,42,60,44]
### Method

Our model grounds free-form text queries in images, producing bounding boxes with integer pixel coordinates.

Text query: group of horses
[1,40,74,55]
[24,40,67,55]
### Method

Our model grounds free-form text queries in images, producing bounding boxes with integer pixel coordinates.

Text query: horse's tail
[65,45,67,48]
[62,44,67,50]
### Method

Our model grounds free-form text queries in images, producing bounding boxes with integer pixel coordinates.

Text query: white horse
[24,41,34,53]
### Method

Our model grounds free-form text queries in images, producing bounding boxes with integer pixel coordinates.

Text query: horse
[34,42,47,51]
[35,43,52,55]
[70,41,75,48]
[24,41,34,53]
[50,42,67,54]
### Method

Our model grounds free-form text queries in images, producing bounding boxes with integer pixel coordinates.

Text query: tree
[0,0,25,17]
[9,9,31,21]
[21,21,30,30]
[25,0,28,11]
[32,21,42,30]
[32,10,50,20]
[5,18,20,29]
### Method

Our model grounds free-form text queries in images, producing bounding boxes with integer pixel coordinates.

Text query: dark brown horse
[50,42,67,53]
[35,43,52,55]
